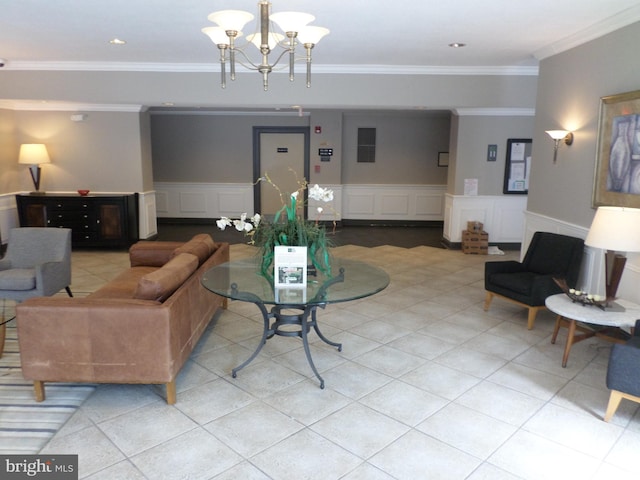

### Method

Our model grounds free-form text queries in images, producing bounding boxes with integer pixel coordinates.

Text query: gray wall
[529,21,640,228]
[341,112,450,184]
[1,110,152,193]
[0,109,20,193]
[151,110,451,186]
[449,115,535,195]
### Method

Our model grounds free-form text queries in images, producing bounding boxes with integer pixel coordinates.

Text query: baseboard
[341,219,444,228]
[444,240,521,251]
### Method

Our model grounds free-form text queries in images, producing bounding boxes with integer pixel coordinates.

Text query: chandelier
[202,1,329,91]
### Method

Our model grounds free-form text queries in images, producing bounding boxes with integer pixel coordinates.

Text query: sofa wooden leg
[483,291,493,312]
[34,381,46,402]
[166,380,177,405]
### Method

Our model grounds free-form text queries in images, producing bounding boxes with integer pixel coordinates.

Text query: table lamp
[584,206,640,308]
[18,143,51,194]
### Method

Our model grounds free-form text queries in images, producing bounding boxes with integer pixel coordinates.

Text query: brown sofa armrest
[129,241,184,267]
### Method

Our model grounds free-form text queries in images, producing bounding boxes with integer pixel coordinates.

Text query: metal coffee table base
[231,303,342,389]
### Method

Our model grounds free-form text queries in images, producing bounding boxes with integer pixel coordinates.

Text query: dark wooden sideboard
[16,193,139,248]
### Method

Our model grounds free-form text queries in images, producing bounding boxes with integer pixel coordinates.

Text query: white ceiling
[2,0,640,74]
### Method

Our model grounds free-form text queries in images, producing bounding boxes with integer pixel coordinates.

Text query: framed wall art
[503,138,532,194]
[593,89,640,208]
[438,151,449,167]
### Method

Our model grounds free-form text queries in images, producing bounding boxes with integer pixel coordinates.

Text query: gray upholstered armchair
[484,231,584,330]
[0,227,73,356]
[604,319,640,421]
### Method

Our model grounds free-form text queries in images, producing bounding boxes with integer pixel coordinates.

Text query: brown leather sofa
[16,234,229,404]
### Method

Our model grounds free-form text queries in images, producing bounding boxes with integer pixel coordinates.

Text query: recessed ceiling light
[109,38,126,45]
[448,42,466,48]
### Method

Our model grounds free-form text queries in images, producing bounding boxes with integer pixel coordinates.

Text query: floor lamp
[584,206,640,309]
[18,143,51,194]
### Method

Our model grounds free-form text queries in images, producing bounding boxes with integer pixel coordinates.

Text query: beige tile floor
[37,243,640,479]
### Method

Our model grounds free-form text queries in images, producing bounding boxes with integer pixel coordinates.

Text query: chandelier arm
[218,45,227,89]
[305,45,313,87]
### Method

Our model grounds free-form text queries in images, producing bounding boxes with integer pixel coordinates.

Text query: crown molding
[454,108,535,117]
[3,61,539,77]
[0,100,144,112]
[534,5,640,59]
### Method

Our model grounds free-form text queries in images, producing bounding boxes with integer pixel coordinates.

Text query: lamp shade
[585,206,640,252]
[207,10,254,31]
[546,130,570,140]
[270,12,314,33]
[18,144,51,165]
[202,26,234,46]
[297,26,330,45]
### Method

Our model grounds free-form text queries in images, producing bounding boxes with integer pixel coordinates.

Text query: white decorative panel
[381,194,409,215]
[444,194,527,243]
[154,182,253,219]
[138,191,157,239]
[179,192,207,213]
[155,191,169,214]
[343,185,445,221]
[218,191,249,216]
[347,194,376,215]
[0,193,19,245]
[416,194,443,216]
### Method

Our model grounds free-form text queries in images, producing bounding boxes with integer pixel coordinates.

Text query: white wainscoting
[154,182,346,222]
[444,194,528,244]
[522,210,640,305]
[341,184,445,221]
[0,193,20,245]
[154,182,254,219]
[137,190,157,239]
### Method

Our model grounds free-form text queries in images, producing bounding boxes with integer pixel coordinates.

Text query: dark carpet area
[156,222,445,249]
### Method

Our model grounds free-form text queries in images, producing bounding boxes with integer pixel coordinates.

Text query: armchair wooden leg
[605,390,640,422]
[65,286,73,297]
[527,306,541,330]
[166,380,177,405]
[0,322,5,359]
[604,390,624,422]
[34,381,46,402]
[483,291,493,312]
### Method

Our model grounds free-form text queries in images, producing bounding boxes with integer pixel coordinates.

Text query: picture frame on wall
[438,152,449,167]
[593,89,640,208]
[503,138,532,194]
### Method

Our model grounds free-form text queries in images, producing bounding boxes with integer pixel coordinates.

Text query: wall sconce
[545,130,574,164]
[18,143,51,194]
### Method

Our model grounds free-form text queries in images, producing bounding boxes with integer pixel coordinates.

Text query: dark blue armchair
[484,231,584,330]
[605,319,640,421]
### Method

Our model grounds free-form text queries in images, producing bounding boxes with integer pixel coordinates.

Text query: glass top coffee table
[202,257,390,388]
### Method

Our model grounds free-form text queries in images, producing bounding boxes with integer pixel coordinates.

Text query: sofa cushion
[134,253,199,302]
[129,241,184,267]
[171,234,215,265]
[0,268,36,290]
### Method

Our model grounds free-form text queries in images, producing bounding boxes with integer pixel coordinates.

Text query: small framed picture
[438,152,449,167]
